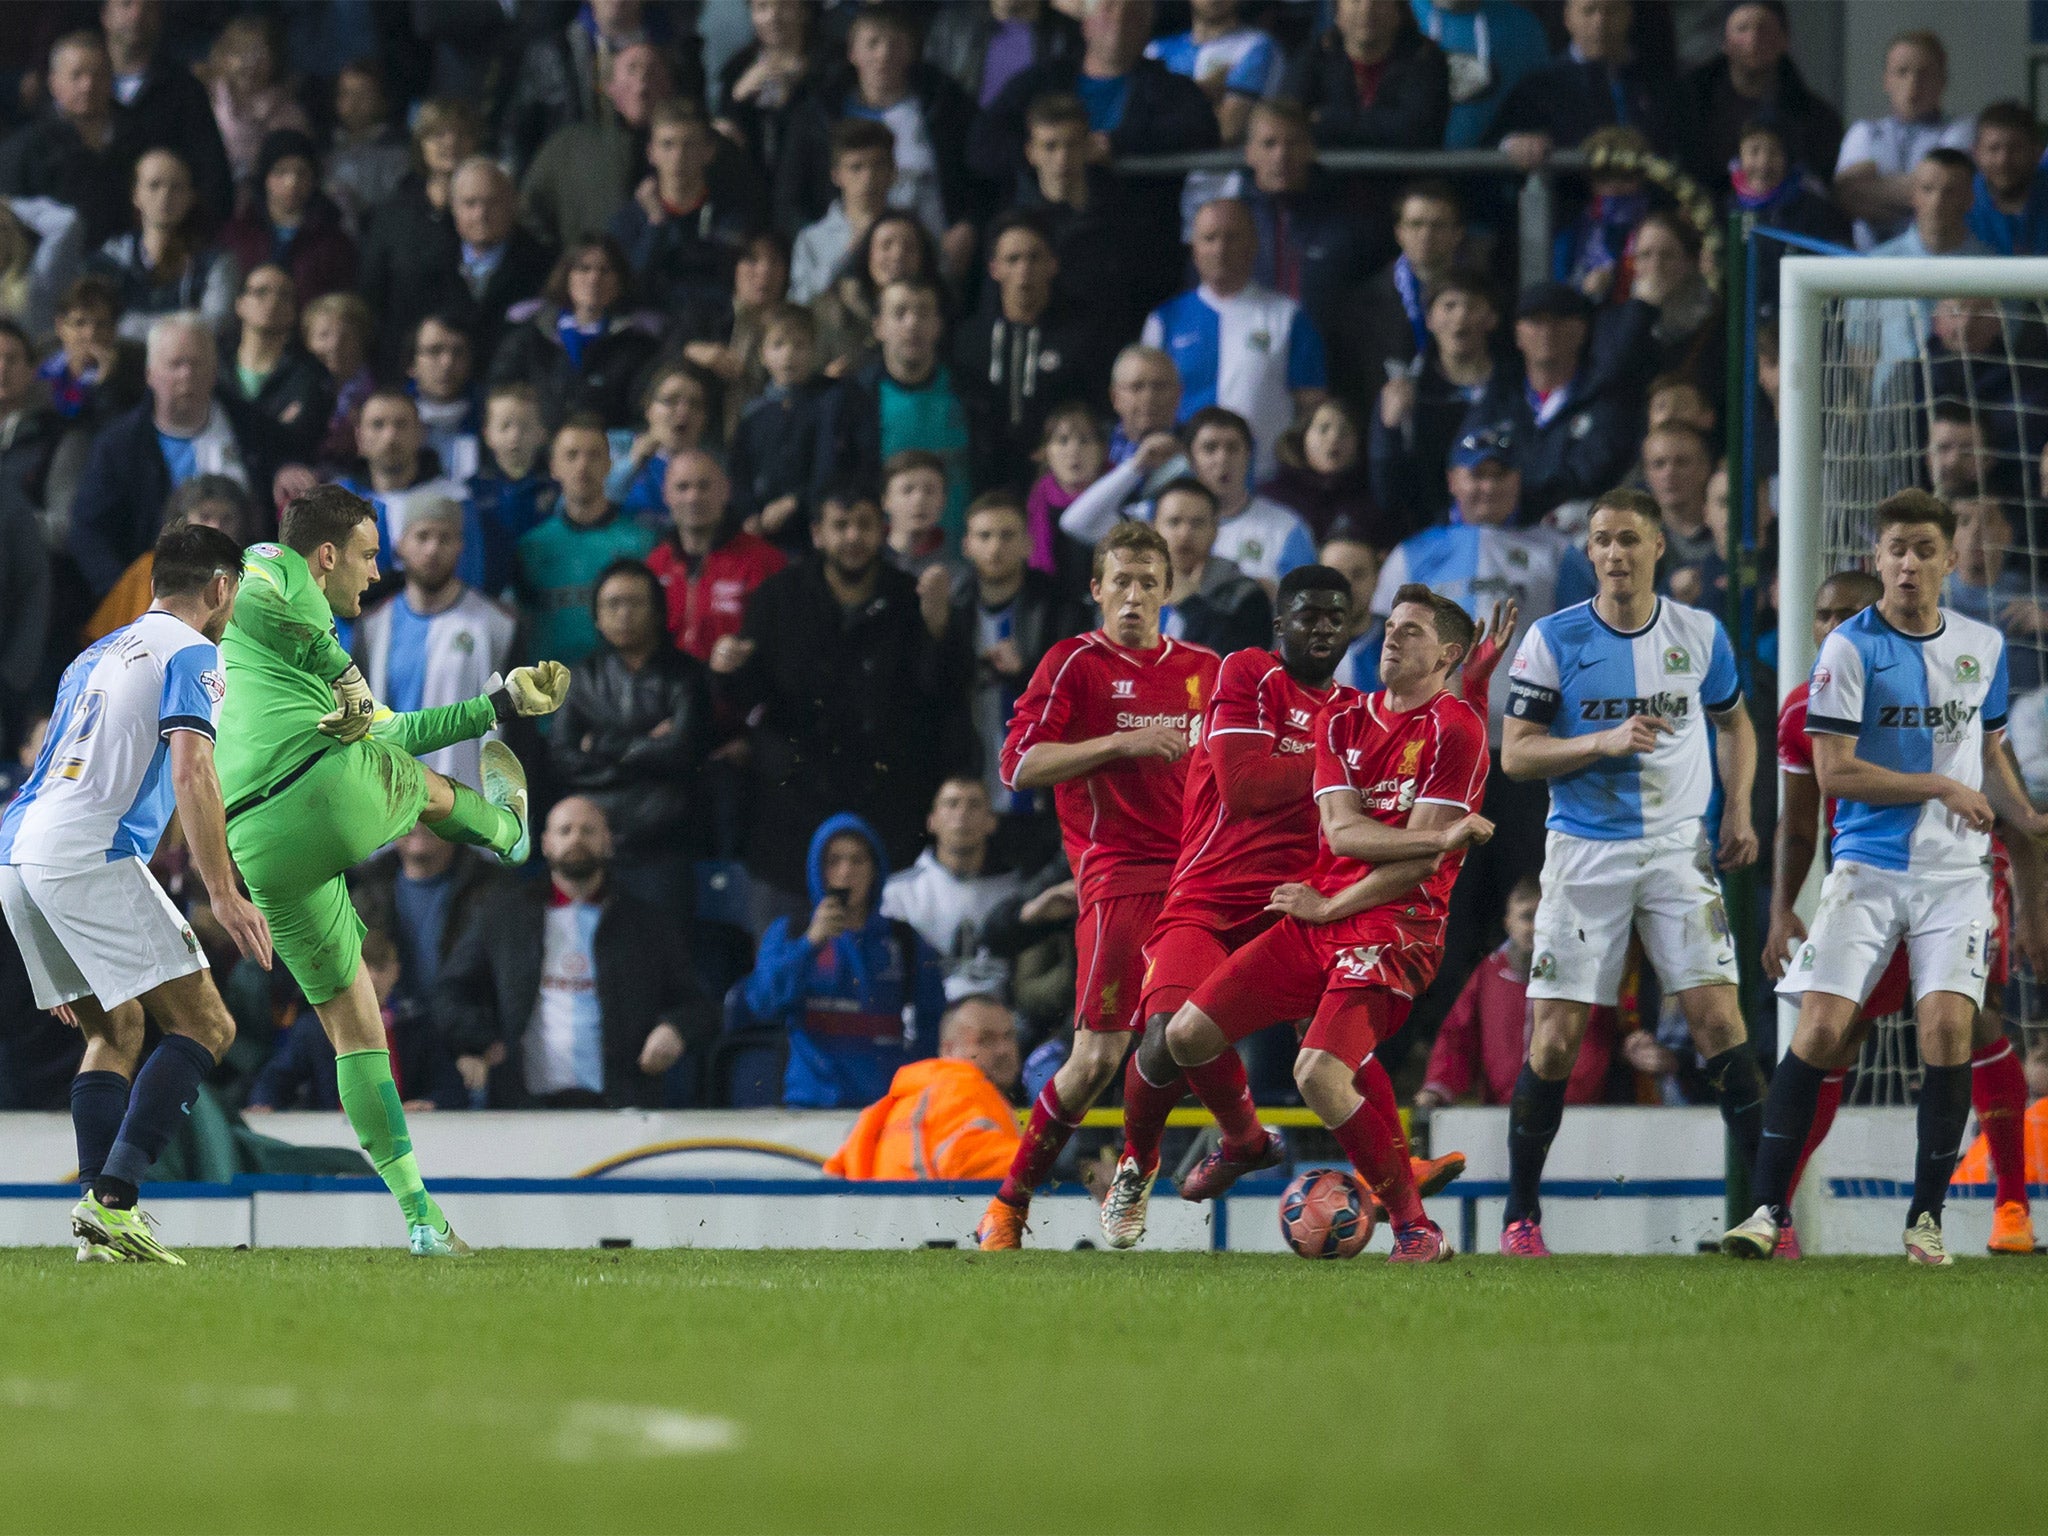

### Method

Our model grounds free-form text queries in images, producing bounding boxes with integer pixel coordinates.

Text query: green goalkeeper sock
[336,1049,445,1232]
[432,781,521,859]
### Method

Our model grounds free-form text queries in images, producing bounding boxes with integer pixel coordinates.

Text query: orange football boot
[1988,1200,2037,1255]
[974,1196,1026,1251]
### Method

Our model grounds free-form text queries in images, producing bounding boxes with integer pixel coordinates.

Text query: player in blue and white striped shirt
[1726,490,2048,1266]
[1498,488,1763,1256]
[0,525,273,1263]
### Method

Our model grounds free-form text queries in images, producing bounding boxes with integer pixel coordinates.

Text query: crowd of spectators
[3,0,2047,1123]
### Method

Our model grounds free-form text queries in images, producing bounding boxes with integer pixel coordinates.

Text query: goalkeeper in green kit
[217,486,569,1255]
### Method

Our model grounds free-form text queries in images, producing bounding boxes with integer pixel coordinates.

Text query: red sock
[1786,1070,1845,1201]
[1972,1039,2030,1208]
[1353,1056,1411,1162]
[1182,1049,1264,1151]
[1120,1055,1183,1172]
[996,1082,1081,1209]
[1331,1097,1422,1228]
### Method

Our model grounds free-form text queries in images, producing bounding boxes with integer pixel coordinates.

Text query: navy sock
[1908,1063,1972,1227]
[1704,1045,1766,1175]
[96,1034,214,1204]
[70,1071,130,1195]
[1505,1065,1568,1227]
[1752,1050,1827,1221]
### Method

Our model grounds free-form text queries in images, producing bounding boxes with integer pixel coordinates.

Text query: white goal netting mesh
[1811,289,2048,1104]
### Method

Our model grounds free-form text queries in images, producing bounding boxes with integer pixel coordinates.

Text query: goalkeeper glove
[489,661,571,722]
[317,664,377,743]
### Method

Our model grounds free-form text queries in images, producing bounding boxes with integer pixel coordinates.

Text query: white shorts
[0,858,207,1010]
[1776,860,1993,1010]
[1528,826,1739,1007]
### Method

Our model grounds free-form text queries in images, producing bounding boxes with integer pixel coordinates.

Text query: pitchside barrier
[0,1108,2020,1256]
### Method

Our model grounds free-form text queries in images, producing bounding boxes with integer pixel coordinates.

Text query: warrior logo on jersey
[1335,945,1384,981]
[1112,679,1135,699]
[1287,708,1312,730]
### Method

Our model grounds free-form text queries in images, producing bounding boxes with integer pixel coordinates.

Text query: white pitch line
[0,1378,741,1461]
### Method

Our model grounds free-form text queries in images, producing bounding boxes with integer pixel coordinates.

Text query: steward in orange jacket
[825,1000,1023,1179]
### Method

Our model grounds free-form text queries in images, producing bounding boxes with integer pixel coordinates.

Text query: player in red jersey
[1766,568,2044,1258]
[1162,586,1495,1263]
[1099,574,1518,1248]
[974,520,1220,1250]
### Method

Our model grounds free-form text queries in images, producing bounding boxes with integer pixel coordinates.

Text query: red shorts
[1186,912,1430,1071]
[1073,890,1166,1033]
[1139,908,1277,1023]
[1859,865,2012,1018]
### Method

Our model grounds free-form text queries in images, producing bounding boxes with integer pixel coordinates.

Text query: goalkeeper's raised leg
[215,487,570,1253]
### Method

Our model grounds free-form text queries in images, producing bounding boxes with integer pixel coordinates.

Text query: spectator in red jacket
[646,447,786,666]
[1416,876,1618,1107]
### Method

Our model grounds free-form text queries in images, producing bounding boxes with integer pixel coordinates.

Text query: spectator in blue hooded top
[1967,101,2048,257]
[740,812,948,1110]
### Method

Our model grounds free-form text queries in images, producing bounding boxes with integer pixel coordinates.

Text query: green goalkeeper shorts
[227,739,430,1005]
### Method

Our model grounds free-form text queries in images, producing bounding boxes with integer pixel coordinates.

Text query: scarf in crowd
[1568,190,1649,294]
[1728,163,1802,217]
[1391,255,1430,356]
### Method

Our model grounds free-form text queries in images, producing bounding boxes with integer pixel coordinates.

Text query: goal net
[1785,254,2048,1106]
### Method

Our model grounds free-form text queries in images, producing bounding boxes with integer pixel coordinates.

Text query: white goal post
[1777,253,2048,706]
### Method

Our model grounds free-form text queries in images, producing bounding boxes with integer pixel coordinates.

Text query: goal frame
[1776,254,2048,709]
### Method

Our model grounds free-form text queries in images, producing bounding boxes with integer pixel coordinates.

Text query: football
[1278,1169,1375,1259]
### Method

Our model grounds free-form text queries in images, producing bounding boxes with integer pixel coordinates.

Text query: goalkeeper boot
[1987,1200,2036,1255]
[71,1191,184,1265]
[1903,1213,1953,1267]
[409,1220,472,1257]
[479,741,531,865]
[1099,1155,1157,1249]
[974,1196,1026,1251]
[1719,1205,1780,1260]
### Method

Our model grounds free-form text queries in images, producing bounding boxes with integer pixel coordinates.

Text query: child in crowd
[881,449,964,589]
[608,361,713,526]
[38,275,133,423]
[1417,877,1622,1108]
[1260,397,1378,546]
[1025,401,1105,590]
[729,302,829,558]
[791,119,896,305]
[303,290,376,465]
[467,382,552,597]
[1947,493,2045,691]
[324,62,411,234]
[206,16,311,187]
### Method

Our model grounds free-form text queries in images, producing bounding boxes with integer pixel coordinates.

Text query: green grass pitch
[2,1247,2043,1533]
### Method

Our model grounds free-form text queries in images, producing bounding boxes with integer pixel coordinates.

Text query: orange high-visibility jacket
[824,1058,1021,1180]
[1952,1096,2048,1185]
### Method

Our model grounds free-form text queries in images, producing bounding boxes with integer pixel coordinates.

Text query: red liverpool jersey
[1162,647,1352,924]
[1309,687,1489,937]
[1001,632,1220,907]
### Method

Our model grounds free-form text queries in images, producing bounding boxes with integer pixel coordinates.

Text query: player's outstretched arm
[1213,730,1314,816]
[370,662,572,758]
[1709,703,1758,869]
[168,729,272,970]
[1500,712,1671,781]
[1810,733,1993,827]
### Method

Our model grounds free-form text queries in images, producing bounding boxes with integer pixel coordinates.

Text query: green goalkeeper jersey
[216,541,355,806]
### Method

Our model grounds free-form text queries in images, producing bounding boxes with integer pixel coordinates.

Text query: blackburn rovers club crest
[1530,951,1557,981]
[1663,646,1691,674]
[1957,655,1980,684]
[454,630,475,655]
[1335,945,1383,981]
